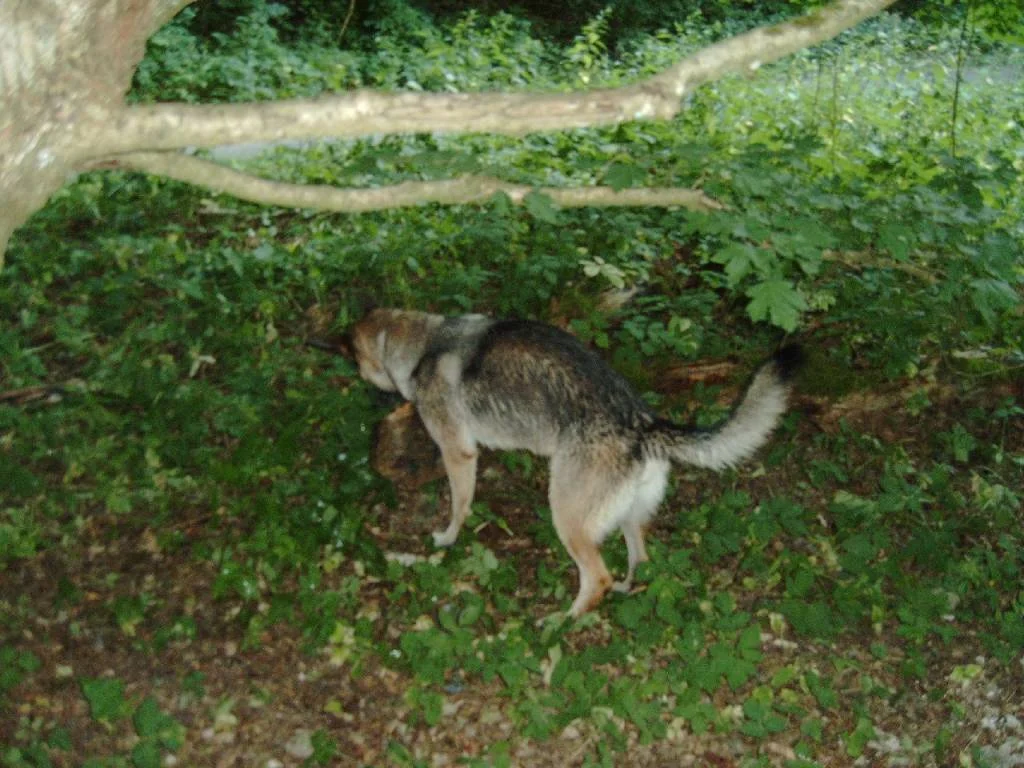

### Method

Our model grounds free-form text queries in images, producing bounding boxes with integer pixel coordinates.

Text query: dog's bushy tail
[645,346,803,471]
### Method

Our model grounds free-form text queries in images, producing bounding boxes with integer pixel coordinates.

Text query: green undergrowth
[2,7,1023,766]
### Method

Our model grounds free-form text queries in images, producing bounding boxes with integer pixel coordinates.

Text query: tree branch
[81,0,898,158]
[648,0,897,95]
[153,0,195,28]
[102,151,727,213]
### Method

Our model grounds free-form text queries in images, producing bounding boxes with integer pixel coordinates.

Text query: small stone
[285,729,315,760]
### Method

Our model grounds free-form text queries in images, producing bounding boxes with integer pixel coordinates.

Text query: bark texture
[0,0,898,265]
[0,0,188,262]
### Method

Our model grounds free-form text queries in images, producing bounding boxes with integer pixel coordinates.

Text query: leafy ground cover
[2,7,1023,767]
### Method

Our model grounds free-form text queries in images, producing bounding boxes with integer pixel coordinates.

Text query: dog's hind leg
[613,521,648,594]
[613,459,668,593]
[559,523,613,618]
[549,453,617,617]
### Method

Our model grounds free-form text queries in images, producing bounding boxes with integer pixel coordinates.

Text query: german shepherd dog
[351,308,801,617]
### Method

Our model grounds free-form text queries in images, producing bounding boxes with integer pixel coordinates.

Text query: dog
[350,308,801,617]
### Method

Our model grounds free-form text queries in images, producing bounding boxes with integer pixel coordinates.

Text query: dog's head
[350,308,437,398]
[351,309,400,392]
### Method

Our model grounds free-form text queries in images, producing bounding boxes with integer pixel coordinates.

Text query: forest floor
[3,365,1023,768]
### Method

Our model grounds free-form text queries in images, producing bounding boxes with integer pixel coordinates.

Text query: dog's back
[453,320,655,454]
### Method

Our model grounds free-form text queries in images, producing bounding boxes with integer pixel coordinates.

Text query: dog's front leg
[432,444,478,547]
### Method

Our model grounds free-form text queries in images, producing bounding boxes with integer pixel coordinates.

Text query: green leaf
[745,279,807,331]
[801,716,825,741]
[603,162,647,191]
[0,648,40,693]
[845,716,876,758]
[3,744,53,768]
[970,278,1019,327]
[47,727,72,751]
[523,191,560,224]
[81,678,129,722]
[615,594,651,630]
[724,657,757,690]
[805,672,838,709]
[711,242,770,287]
[133,697,185,749]
[416,688,444,726]
[489,190,513,216]
[737,625,763,661]
[134,697,165,737]
[458,595,484,627]
[132,739,162,768]
[877,222,913,260]
[780,600,838,640]
[310,729,339,765]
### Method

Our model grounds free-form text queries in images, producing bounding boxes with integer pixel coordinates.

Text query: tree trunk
[0,0,189,261]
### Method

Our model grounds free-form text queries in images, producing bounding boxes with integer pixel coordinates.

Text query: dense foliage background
[1,1,1022,766]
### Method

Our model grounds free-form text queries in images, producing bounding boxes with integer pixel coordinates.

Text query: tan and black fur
[351,308,801,617]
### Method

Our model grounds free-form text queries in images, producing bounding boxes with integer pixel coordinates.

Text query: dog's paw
[432,529,458,547]
[611,579,633,594]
